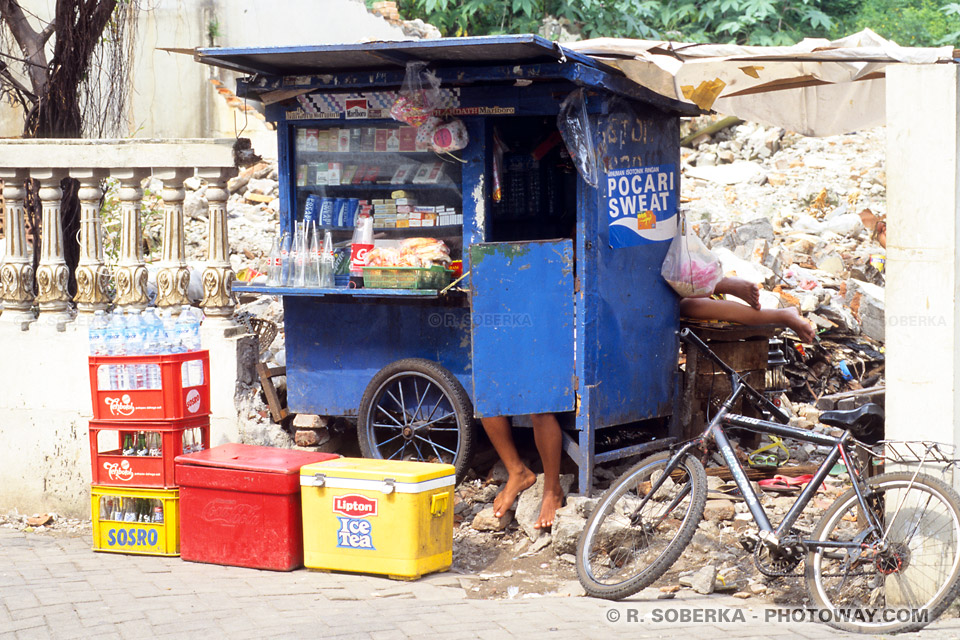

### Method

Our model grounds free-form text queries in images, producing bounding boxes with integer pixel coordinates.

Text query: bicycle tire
[576,450,707,600]
[805,471,960,633]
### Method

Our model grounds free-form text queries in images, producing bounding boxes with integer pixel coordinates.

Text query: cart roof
[195,35,600,76]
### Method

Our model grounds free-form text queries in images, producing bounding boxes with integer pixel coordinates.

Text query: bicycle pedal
[739,530,760,552]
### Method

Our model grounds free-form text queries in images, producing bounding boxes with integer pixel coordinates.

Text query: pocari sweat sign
[606,164,678,248]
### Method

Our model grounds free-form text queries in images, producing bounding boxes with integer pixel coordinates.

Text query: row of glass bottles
[89,306,204,390]
[117,428,204,457]
[266,219,336,287]
[99,496,164,523]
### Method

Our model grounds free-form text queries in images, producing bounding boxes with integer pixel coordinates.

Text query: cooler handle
[380,478,396,494]
[430,492,449,516]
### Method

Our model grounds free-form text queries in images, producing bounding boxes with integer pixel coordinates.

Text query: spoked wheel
[576,451,707,600]
[358,358,474,478]
[805,472,960,633]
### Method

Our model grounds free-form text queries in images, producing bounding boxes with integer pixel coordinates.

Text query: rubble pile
[681,117,887,406]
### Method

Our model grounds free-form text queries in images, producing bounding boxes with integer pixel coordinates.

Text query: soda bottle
[319,230,335,288]
[291,221,307,287]
[152,502,164,524]
[182,428,195,454]
[193,428,204,452]
[136,431,148,456]
[122,497,137,523]
[122,433,135,456]
[100,496,113,521]
[349,215,373,288]
[280,229,292,285]
[148,431,161,457]
[266,231,282,286]
[305,219,321,287]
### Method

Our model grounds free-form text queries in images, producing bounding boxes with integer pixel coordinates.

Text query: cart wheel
[358,358,474,478]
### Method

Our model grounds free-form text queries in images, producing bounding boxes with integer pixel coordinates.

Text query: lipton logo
[104,394,135,416]
[333,494,377,518]
[103,459,134,482]
[185,389,201,414]
[201,499,261,525]
[345,98,368,119]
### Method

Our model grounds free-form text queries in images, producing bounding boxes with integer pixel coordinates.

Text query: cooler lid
[300,458,454,483]
[176,443,338,474]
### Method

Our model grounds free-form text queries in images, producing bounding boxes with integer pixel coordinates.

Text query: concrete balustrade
[0,139,239,325]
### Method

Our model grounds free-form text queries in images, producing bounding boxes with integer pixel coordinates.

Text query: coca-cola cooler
[175,443,338,571]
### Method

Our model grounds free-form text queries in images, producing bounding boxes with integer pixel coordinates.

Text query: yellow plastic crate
[300,458,455,579]
[91,485,179,556]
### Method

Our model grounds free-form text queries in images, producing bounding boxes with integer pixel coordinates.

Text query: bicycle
[575,327,960,634]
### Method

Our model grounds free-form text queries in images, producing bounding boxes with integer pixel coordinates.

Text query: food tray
[362,266,452,290]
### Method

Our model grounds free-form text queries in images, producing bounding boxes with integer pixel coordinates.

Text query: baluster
[198,167,238,321]
[0,169,36,328]
[71,169,110,313]
[154,168,193,312]
[33,169,72,326]
[112,169,149,310]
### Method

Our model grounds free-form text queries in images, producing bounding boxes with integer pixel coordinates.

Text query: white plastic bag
[661,214,723,297]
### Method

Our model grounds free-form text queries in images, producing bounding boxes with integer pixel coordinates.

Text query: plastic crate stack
[87,349,211,556]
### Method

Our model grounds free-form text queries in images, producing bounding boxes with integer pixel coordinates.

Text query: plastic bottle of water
[146,308,168,389]
[89,310,110,389]
[162,309,182,353]
[104,311,126,390]
[126,310,147,390]
[177,305,204,387]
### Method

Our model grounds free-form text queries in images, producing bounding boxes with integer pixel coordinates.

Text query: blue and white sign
[606,164,678,248]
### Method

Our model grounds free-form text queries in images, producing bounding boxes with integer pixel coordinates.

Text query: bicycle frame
[655,329,887,551]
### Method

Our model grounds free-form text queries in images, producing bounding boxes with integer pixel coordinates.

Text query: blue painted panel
[469,240,575,417]
[284,298,472,417]
[581,101,680,428]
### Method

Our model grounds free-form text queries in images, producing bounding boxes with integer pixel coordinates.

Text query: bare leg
[531,413,564,529]
[713,277,761,310]
[679,297,816,342]
[480,416,535,517]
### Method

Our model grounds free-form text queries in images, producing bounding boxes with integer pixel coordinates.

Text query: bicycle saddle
[819,403,884,444]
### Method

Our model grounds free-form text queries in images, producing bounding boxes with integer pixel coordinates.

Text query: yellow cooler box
[300,458,455,579]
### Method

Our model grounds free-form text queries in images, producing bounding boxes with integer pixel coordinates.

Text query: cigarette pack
[317,129,330,152]
[349,128,361,152]
[314,163,328,186]
[375,129,388,153]
[386,129,400,152]
[398,127,416,152]
[296,164,307,187]
[351,165,366,185]
[361,127,376,152]
[362,166,381,183]
[296,128,307,151]
[305,129,319,150]
[327,163,342,186]
[341,165,359,185]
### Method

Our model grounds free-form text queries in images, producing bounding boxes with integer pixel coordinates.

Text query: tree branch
[0,0,49,103]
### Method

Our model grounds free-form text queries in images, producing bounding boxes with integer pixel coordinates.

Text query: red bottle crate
[88,351,210,421]
[89,417,211,489]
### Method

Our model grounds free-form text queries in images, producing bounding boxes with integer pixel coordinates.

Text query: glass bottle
[305,219,321,287]
[279,229,292,285]
[266,231,282,286]
[319,230,335,288]
[136,431,148,457]
[122,434,135,456]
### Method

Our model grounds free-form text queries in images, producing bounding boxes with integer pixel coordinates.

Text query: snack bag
[429,118,468,153]
[390,61,441,127]
[661,213,722,297]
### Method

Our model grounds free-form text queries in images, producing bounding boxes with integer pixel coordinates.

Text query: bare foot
[493,467,536,517]
[715,277,761,310]
[779,307,816,343]
[534,486,564,530]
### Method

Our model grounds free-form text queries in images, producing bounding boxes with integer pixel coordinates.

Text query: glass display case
[292,122,463,256]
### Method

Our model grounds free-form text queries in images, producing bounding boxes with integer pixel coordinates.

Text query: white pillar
[0,169,36,329]
[885,64,960,476]
[70,169,110,313]
[154,167,193,312]
[112,169,150,311]
[198,167,238,323]
[33,169,73,327]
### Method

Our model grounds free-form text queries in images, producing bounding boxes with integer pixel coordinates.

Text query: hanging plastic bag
[557,89,598,187]
[390,61,441,127]
[661,213,723,297]
[429,118,469,153]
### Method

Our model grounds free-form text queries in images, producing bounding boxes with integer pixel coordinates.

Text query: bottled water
[162,309,182,353]
[142,309,164,389]
[177,306,204,387]
[126,311,147,390]
[104,311,126,390]
[89,310,110,389]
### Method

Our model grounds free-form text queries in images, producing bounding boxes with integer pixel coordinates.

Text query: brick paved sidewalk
[2,528,959,639]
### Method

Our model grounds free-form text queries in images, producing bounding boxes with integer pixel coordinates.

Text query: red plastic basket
[89,417,210,488]
[88,352,210,421]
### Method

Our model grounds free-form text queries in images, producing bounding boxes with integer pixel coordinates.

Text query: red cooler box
[175,444,338,571]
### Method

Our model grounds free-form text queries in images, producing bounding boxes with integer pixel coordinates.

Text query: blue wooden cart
[202,36,700,494]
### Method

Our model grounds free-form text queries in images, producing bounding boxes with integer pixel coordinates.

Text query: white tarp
[566,29,957,136]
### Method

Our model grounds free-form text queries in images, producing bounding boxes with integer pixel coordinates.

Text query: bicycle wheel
[805,472,960,633]
[576,450,707,600]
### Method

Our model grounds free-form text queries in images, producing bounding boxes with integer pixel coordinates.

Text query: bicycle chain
[753,533,806,578]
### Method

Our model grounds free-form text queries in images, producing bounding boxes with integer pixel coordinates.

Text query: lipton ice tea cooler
[300,458,455,579]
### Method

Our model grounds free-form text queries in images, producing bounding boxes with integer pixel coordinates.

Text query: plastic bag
[661,214,723,297]
[557,89,598,187]
[390,61,441,127]
[428,118,468,153]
